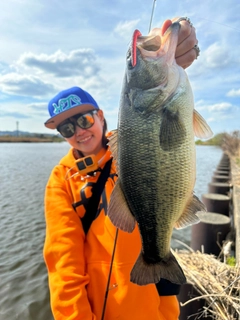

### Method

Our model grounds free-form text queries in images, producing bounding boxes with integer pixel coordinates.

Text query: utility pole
[16,121,19,136]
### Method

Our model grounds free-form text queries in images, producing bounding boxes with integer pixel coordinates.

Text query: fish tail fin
[130,251,186,285]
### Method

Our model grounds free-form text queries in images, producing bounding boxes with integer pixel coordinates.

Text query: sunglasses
[57,110,98,138]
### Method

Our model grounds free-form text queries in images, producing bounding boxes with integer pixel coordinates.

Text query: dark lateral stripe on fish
[159,108,186,151]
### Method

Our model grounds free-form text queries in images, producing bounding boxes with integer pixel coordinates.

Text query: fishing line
[149,0,157,32]
[101,5,158,318]
[196,17,240,33]
[148,3,239,34]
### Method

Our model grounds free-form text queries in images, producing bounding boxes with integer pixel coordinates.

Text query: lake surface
[0,143,222,319]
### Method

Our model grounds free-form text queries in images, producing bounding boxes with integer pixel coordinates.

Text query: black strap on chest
[81,158,113,234]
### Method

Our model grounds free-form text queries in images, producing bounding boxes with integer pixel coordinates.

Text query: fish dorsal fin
[107,180,136,233]
[193,109,213,139]
[175,194,206,229]
[108,129,118,172]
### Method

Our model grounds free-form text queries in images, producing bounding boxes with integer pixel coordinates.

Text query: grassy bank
[0,135,64,143]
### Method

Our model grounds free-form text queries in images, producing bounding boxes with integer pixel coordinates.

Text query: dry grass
[175,250,240,319]
[176,131,240,319]
[221,131,240,159]
[231,160,240,187]
[220,131,240,187]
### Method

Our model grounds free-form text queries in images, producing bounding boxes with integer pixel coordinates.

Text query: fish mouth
[131,22,180,68]
[131,29,162,67]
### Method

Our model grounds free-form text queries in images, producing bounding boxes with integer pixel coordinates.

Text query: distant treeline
[195,133,225,146]
[0,134,64,143]
[196,131,240,160]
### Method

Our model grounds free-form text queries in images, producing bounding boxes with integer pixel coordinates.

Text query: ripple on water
[0,143,222,319]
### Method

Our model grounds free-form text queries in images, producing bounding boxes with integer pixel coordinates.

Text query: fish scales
[108,21,213,286]
[120,76,195,260]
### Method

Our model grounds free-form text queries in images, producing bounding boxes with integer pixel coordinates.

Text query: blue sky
[0,0,239,136]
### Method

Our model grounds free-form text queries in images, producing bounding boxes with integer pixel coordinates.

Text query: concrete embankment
[230,159,240,262]
[177,151,240,320]
[189,152,236,260]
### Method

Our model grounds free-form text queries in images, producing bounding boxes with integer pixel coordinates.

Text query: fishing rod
[100,228,119,320]
[149,0,157,32]
[101,3,157,319]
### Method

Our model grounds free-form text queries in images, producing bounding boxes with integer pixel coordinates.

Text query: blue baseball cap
[44,86,99,129]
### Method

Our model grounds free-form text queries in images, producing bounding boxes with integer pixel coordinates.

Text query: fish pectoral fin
[160,108,186,151]
[107,180,135,233]
[175,194,206,229]
[193,109,213,139]
[130,251,186,285]
[107,129,118,172]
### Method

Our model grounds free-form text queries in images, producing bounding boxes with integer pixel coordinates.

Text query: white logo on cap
[52,94,82,115]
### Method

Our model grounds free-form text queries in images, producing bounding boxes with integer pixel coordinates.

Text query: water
[172,145,223,248]
[0,143,222,319]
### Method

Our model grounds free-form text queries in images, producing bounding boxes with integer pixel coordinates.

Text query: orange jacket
[44,145,180,320]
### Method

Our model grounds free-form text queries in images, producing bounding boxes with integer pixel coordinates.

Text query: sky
[0,0,239,136]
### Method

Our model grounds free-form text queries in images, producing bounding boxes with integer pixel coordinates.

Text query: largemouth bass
[108,21,213,286]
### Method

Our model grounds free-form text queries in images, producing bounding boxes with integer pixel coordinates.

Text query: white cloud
[0,48,111,101]
[208,102,233,113]
[16,49,100,78]
[113,19,140,39]
[0,0,239,134]
[227,88,240,97]
[0,73,55,98]
[204,43,230,68]
[195,100,236,115]
[206,117,215,123]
